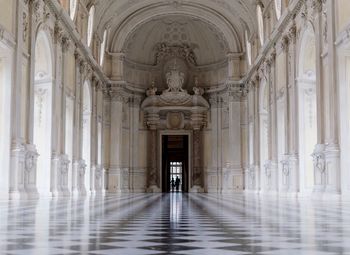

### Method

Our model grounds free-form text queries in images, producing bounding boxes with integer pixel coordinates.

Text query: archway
[0,43,13,198]
[82,81,92,193]
[33,30,53,196]
[297,24,317,193]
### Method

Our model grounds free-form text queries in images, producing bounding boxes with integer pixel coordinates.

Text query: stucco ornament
[165,62,186,93]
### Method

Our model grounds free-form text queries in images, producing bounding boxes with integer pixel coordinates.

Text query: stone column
[253,78,260,192]
[108,87,124,193]
[227,53,241,80]
[90,79,98,193]
[49,22,64,197]
[246,81,258,191]
[96,85,105,193]
[146,129,159,192]
[129,97,142,192]
[9,0,37,199]
[71,52,83,197]
[240,89,249,190]
[280,35,290,193]
[322,0,340,193]
[207,94,222,193]
[311,0,340,194]
[58,35,71,197]
[111,53,125,81]
[224,85,243,192]
[286,23,299,194]
[190,130,204,192]
[264,52,276,192]
[9,0,25,197]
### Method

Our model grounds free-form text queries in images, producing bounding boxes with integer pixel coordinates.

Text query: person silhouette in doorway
[175,176,181,192]
[171,177,175,192]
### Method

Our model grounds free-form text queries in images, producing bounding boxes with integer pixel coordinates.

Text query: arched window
[100,30,107,65]
[245,30,252,66]
[257,5,264,46]
[274,0,282,20]
[70,0,77,20]
[87,5,95,47]
[33,31,54,196]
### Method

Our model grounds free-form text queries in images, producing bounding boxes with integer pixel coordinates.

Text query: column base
[190,185,204,193]
[147,185,161,193]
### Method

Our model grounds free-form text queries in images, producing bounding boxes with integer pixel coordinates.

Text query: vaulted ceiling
[88,0,267,66]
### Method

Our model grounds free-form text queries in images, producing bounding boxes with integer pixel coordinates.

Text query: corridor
[0,194,349,254]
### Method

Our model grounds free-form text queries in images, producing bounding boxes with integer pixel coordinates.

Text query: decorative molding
[153,42,197,66]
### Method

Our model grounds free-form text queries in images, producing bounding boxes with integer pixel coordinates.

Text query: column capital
[110,86,126,103]
[287,23,297,43]
[268,49,276,62]
[209,93,222,107]
[281,35,289,52]
[311,0,324,13]
[226,84,243,102]
[61,36,71,52]
[54,21,64,44]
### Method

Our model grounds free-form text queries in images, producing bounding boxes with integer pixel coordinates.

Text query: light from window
[257,5,264,46]
[100,30,107,65]
[170,161,182,192]
[274,0,282,20]
[245,30,252,66]
[70,0,77,20]
[87,6,95,47]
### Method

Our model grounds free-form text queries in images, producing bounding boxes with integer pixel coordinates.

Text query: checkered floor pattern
[1,193,350,254]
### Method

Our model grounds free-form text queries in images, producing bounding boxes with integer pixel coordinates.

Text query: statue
[146,80,158,96]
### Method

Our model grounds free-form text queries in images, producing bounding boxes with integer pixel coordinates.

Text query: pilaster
[108,85,125,193]
[190,130,204,193]
[147,129,160,193]
[223,84,244,192]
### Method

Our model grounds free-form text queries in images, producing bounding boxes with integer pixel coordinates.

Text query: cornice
[242,0,305,87]
[39,0,306,97]
[0,24,16,48]
[43,0,108,87]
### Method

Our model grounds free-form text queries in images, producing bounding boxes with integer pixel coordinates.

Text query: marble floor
[1,193,350,255]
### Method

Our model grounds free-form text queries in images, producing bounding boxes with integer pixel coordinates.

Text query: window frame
[70,0,78,20]
[99,29,107,66]
[257,4,264,46]
[87,5,95,47]
[274,0,282,20]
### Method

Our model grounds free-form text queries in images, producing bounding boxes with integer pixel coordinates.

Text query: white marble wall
[2,0,350,199]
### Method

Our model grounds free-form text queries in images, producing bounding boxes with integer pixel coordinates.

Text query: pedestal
[108,167,122,193]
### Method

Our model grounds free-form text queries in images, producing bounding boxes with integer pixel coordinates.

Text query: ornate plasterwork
[141,64,209,130]
[154,42,197,66]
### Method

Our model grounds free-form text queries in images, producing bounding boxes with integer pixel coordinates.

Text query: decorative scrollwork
[154,42,197,66]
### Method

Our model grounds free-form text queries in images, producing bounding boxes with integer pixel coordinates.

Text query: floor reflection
[1,194,350,254]
[170,192,182,224]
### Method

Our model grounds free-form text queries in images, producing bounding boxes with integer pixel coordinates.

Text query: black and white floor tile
[1,193,350,254]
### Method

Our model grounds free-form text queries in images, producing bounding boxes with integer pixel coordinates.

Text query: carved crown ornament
[141,61,209,130]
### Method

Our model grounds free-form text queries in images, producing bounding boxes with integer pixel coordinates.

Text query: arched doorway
[297,24,317,193]
[82,81,92,193]
[0,43,13,198]
[33,30,53,196]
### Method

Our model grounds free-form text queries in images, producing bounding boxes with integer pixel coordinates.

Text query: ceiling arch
[122,15,229,66]
[109,3,242,54]
[91,0,261,51]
